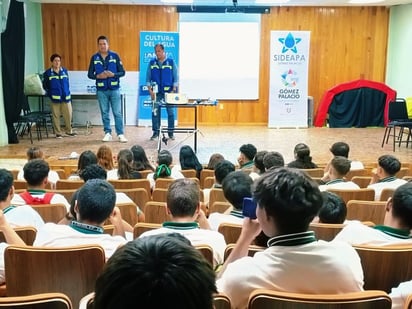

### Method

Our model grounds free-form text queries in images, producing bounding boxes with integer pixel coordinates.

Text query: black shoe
[169,135,175,140]
[150,134,159,141]
[56,134,63,139]
[65,132,77,137]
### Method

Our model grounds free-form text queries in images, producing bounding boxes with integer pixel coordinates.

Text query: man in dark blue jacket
[146,43,178,141]
[88,35,127,143]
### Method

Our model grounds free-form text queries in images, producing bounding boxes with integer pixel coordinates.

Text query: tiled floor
[1,125,412,167]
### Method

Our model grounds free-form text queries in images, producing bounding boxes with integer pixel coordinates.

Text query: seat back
[47,189,77,205]
[4,245,105,309]
[353,244,412,293]
[0,292,73,309]
[203,176,215,189]
[195,244,214,266]
[213,293,231,309]
[116,188,149,210]
[380,188,395,201]
[144,201,169,224]
[396,167,409,178]
[247,289,391,309]
[351,176,372,188]
[30,203,67,223]
[224,244,264,261]
[218,223,242,244]
[327,188,375,204]
[200,169,215,189]
[154,178,175,189]
[13,180,27,190]
[55,180,84,190]
[209,188,228,210]
[346,200,386,225]
[388,99,408,121]
[115,203,140,226]
[210,201,232,214]
[346,169,370,180]
[308,222,345,241]
[180,169,197,178]
[133,222,162,238]
[108,179,151,195]
[0,226,37,246]
[301,168,324,178]
[151,188,168,203]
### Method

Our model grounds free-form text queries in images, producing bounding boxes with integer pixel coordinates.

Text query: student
[319,156,360,191]
[173,145,203,179]
[287,143,318,169]
[97,145,118,180]
[237,144,257,170]
[0,209,28,284]
[0,169,44,229]
[117,149,142,180]
[217,168,364,309]
[139,178,226,266]
[208,170,253,231]
[93,233,217,309]
[249,150,268,181]
[34,179,127,259]
[17,146,60,189]
[334,182,412,246]
[68,150,97,180]
[329,142,364,170]
[12,159,70,210]
[367,154,407,200]
[314,191,347,224]
[262,151,285,171]
[130,145,155,171]
[147,149,184,189]
[203,160,235,207]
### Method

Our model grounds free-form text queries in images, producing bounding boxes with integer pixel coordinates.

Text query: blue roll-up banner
[138,31,179,126]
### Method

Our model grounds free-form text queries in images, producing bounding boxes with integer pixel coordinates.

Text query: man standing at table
[146,43,178,141]
[88,35,128,143]
[43,53,76,139]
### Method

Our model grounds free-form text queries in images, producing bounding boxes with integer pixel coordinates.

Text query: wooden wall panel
[41,5,389,126]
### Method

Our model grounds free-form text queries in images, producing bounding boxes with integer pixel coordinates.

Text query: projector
[165,93,188,104]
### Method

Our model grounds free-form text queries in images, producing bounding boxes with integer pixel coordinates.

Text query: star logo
[278,32,301,53]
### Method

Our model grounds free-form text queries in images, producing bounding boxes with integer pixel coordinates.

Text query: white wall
[386,4,412,99]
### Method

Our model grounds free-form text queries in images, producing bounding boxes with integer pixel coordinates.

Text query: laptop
[165,93,188,104]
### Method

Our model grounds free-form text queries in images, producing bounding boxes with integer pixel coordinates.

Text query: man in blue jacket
[88,35,127,143]
[43,54,76,139]
[146,43,178,141]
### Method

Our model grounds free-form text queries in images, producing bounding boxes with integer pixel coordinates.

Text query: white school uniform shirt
[319,179,360,192]
[367,176,407,200]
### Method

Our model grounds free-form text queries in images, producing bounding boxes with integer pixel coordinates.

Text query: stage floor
[1,125,411,169]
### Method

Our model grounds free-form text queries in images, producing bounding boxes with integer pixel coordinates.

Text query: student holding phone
[216,168,364,309]
[208,171,253,231]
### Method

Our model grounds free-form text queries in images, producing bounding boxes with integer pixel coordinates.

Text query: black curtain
[1,0,25,144]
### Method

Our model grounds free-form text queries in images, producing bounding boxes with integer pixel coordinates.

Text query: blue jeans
[97,89,124,135]
[152,93,175,137]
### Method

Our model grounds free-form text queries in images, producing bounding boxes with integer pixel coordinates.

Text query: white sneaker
[118,134,128,143]
[102,133,112,142]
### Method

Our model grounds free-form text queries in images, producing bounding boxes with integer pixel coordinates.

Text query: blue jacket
[87,50,125,90]
[42,67,71,103]
[148,58,176,94]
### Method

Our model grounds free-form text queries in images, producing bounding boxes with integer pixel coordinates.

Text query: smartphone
[242,197,257,219]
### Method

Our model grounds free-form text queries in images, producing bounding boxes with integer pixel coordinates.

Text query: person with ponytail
[117,149,142,180]
[147,150,184,189]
